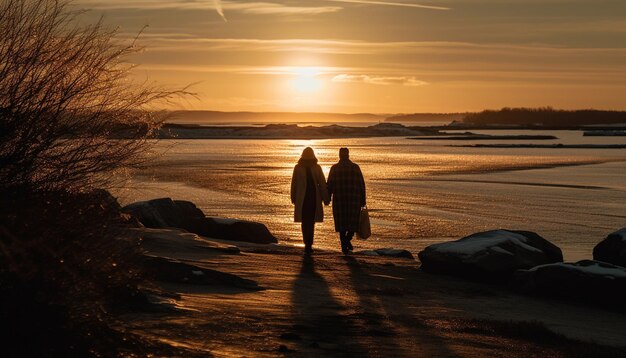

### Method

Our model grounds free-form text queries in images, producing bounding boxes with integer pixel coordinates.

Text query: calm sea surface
[114,129,626,261]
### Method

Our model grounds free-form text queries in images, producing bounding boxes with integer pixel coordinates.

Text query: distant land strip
[163,108,626,130]
[150,123,437,139]
[409,135,557,140]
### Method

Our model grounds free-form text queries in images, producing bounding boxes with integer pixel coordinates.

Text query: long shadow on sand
[343,256,457,357]
[290,254,367,355]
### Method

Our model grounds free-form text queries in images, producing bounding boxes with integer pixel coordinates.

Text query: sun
[289,67,323,93]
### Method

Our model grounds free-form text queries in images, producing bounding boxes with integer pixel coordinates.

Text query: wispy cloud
[135,64,351,75]
[223,2,342,15]
[332,74,428,86]
[78,1,342,17]
[324,0,450,11]
[214,0,226,21]
[136,37,626,58]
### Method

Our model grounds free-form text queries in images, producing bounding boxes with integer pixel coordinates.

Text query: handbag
[356,206,371,240]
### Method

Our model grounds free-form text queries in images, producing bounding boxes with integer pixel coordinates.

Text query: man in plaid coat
[327,147,366,254]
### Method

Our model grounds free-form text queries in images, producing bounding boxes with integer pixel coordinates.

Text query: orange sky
[79,0,626,113]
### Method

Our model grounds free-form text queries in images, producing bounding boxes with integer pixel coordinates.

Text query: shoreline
[409,135,557,140]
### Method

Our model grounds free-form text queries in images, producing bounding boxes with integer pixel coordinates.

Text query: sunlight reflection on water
[114,133,626,261]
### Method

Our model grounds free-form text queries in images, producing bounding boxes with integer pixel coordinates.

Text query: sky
[77,0,626,113]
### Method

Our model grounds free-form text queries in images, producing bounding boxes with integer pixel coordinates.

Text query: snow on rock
[122,198,278,244]
[425,230,543,256]
[513,260,626,305]
[593,228,626,268]
[417,229,563,282]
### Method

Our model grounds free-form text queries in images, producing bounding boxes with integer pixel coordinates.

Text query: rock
[593,228,626,267]
[512,260,626,306]
[199,217,278,244]
[142,256,262,290]
[172,199,206,218]
[122,198,278,244]
[375,248,414,259]
[357,248,414,259]
[417,229,563,282]
[122,198,182,228]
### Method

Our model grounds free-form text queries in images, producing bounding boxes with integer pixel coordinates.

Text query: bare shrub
[0,0,187,192]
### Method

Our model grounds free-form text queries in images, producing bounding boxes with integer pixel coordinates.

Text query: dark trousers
[301,166,317,248]
[339,230,354,244]
[301,218,315,247]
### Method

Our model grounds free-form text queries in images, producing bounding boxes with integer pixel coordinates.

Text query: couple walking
[291,147,366,254]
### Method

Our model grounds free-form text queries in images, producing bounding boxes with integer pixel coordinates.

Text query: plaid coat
[327,159,366,232]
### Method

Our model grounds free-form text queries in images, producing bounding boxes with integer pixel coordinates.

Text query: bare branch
[0,0,189,192]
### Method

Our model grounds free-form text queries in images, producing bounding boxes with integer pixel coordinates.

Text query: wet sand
[120,229,626,357]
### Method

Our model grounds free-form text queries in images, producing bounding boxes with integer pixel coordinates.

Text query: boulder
[122,198,278,244]
[593,228,626,267]
[200,217,278,244]
[121,198,193,228]
[513,260,626,306]
[417,229,563,282]
[357,248,414,259]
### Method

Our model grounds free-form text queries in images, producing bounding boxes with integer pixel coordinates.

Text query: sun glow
[289,67,323,93]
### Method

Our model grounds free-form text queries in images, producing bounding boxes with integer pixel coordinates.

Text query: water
[114,130,626,261]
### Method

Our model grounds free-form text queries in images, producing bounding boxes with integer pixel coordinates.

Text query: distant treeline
[167,110,385,124]
[463,107,626,127]
[386,113,469,122]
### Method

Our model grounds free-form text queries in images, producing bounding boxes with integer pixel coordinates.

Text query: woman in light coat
[290,147,330,253]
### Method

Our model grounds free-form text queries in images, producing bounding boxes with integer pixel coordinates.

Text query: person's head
[301,147,316,160]
[339,147,349,160]
[298,147,318,166]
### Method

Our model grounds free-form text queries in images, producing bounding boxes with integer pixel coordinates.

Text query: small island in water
[149,123,561,140]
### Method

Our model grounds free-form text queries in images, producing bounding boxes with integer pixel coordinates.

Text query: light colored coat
[290,163,330,222]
